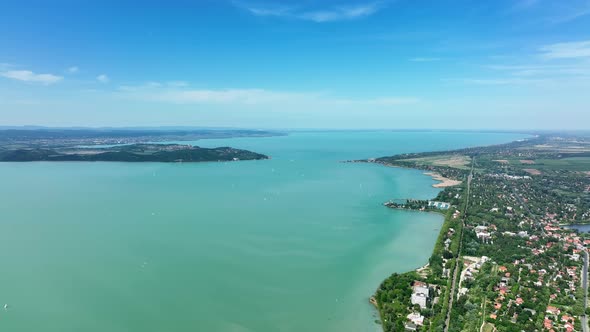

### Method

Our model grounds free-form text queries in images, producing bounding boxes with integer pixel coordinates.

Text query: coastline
[371,178,455,330]
[368,150,475,331]
[423,172,462,188]
[369,134,543,331]
[357,161,462,189]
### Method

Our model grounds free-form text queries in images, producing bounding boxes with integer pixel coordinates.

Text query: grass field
[482,322,495,332]
[533,157,590,171]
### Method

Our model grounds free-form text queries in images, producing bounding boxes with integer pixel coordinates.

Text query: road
[582,250,589,332]
[479,297,487,332]
[443,158,474,332]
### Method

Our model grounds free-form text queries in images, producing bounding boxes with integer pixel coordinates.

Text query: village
[372,134,590,332]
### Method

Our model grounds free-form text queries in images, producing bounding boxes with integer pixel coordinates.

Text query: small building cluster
[405,281,434,331]
[428,201,451,210]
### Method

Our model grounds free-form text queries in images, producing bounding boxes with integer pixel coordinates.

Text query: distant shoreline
[0,143,269,163]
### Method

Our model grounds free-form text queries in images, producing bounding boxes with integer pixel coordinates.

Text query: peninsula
[369,133,590,332]
[0,128,272,163]
[0,143,268,162]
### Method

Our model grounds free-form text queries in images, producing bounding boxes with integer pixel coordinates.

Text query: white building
[411,293,428,309]
[428,201,451,210]
[407,312,425,326]
[411,281,430,309]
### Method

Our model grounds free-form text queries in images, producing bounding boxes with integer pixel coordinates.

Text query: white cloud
[0,70,63,84]
[487,64,590,77]
[235,1,386,22]
[97,74,110,83]
[539,40,590,59]
[481,40,590,85]
[300,3,384,22]
[118,83,418,107]
[122,86,315,104]
[239,2,292,17]
[68,66,79,73]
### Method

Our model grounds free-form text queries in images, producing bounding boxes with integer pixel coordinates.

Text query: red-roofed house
[544,318,553,329]
[546,306,560,315]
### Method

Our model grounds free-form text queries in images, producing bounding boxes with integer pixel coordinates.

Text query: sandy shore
[424,172,462,188]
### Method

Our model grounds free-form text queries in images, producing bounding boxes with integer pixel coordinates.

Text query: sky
[1,0,590,130]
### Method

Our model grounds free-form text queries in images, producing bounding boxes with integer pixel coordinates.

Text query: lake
[0,131,529,332]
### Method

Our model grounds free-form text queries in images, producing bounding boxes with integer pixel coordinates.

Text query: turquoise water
[0,131,528,332]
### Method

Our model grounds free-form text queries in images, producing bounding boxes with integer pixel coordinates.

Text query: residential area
[372,134,590,331]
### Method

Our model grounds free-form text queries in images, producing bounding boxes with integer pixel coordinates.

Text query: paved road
[443,159,474,332]
[582,250,589,332]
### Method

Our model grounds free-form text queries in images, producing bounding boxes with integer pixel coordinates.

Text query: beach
[424,172,463,188]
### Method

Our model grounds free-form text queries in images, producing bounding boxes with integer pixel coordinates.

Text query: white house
[407,312,425,326]
[411,293,428,309]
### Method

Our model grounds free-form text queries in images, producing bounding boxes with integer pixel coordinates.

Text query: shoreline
[369,134,540,331]
[423,172,462,188]
[367,154,473,330]
[371,195,450,329]
[357,161,462,189]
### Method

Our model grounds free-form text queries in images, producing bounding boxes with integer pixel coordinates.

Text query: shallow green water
[0,131,528,332]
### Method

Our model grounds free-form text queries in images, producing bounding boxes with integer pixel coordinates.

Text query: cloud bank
[0,70,63,84]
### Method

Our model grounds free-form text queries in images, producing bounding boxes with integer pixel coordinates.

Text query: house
[404,322,418,331]
[546,306,560,315]
[444,238,452,249]
[428,201,451,210]
[458,287,469,297]
[544,318,553,330]
[411,281,431,309]
[407,312,425,326]
[411,293,428,309]
[413,281,429,295]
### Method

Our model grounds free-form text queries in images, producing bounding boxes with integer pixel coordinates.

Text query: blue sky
[1,0,590,129]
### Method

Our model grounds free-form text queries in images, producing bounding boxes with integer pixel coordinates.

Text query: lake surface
[0,131,528,332]
[565,224,590,233]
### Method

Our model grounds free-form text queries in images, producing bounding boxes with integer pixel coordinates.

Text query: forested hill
[0,144,269,162]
